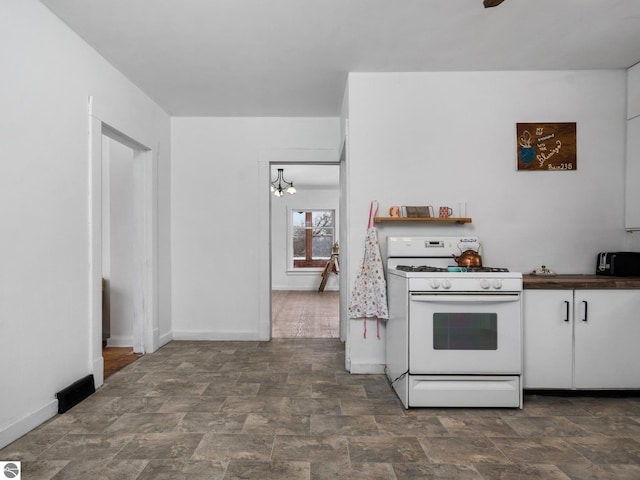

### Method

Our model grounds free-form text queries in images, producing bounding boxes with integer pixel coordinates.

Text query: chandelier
[270,168,296,197]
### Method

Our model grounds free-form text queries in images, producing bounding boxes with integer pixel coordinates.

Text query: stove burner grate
[396,265,447,272]
[395,265,510,273]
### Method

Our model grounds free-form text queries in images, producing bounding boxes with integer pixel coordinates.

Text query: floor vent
[56,374,95,413]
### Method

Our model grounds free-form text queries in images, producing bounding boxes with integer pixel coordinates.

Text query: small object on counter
[453,249,482,268]
[448,266,468,272]
[530,265,556,275]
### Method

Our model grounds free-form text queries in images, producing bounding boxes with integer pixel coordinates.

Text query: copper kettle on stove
[452,243,483,268]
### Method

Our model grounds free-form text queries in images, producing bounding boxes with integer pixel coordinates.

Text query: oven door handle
[410,294,521,303]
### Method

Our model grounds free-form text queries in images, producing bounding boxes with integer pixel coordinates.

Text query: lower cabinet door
[523,290,573,389]
[574,290,640,389]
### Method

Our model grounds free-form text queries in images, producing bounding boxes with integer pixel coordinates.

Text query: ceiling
[42,0,640,117]
[270,164,339,189]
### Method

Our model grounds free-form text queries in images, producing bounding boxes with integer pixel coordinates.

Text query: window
[291,210,335,268]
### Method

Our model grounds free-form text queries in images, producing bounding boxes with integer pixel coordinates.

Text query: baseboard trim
[272,286,339,291]
[159,331,173,348]
[349,363,386,374]
[0,399,58,449]
[93,355,104,388]
[172,331,261,341]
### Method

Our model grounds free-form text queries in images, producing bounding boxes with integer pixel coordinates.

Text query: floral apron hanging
[348,201,389,338]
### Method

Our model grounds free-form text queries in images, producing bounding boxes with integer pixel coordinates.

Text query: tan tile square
[311,461,396,480]
[282,397,341,415]
[503,415,588,437]
[39,433,134,460]
[257,383,312,398]
[341,398,404,416]
[157,395,225,413]
[272,435,349,463]
[311,415,378,436]
[192,433,274,461]
[566,415,640,437]
[565,436,640,464]
[178,412,247,433]
[113,433,203,460]
[45,459,148,480]
[348,435,428,463]
[220,396,284,413]
[375,415,448,437]
[137,459,226,480]
[312,384,367,399]
[243,413,310,435]
[105,413,184,433]
[393,463,482,480]
[439,416,519,437]
[475,463,573,480]
[558,462,640,480]
[491,437,588,464]
[224,460,310,480]
[20,460,69,479]
[420,436,510,464]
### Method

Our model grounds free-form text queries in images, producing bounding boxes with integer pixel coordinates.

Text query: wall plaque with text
[517,122,577,171]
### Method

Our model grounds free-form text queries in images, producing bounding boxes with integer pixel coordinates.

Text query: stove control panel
[407,275,522,293]
[429,279,453,289]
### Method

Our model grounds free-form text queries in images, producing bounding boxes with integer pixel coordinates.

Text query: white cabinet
[573,290,640,388]
[523,290,573,389]
[524,289,640,389]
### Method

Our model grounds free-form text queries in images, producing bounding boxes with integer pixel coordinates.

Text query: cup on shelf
[389,206,401,217]
[439,206,454,218]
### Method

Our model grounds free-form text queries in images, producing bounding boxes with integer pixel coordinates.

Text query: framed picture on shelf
[402,206,434,218]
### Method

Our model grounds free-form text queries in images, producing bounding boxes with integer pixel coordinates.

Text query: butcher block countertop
[523,274,640,289]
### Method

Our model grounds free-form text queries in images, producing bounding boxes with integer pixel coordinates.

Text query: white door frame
[258,148,341,341]
[88,103,158,387]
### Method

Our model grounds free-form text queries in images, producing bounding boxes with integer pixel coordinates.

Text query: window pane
[312,211,333,228]
[292,228,306,259]
[292,211,306,228]
[311,233,333,259]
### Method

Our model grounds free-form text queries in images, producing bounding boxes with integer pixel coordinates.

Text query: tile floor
[2,338,640,479]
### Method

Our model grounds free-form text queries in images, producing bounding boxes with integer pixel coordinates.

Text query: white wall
[271,187,340,291]
[0,0,171,448]
[171,117,340,339]
[344,70,630,373]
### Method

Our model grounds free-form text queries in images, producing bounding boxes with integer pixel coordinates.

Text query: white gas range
[385,236,524,408]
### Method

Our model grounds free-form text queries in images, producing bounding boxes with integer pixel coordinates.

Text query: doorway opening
[270,163,341,338]
[100,135,142,378]
[89,107,158,387]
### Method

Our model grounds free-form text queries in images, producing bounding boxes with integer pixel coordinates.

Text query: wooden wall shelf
[374,217,472,224]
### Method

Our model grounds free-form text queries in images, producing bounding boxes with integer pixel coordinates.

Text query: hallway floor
[272,290,339,338]
[103,346,142,379]
[2,339,640,479]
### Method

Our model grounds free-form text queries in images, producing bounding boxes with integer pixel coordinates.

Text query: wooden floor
[102,346,142,379]
[272,290,339,338]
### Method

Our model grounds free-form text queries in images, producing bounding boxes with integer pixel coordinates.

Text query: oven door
[408,292,522,374]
